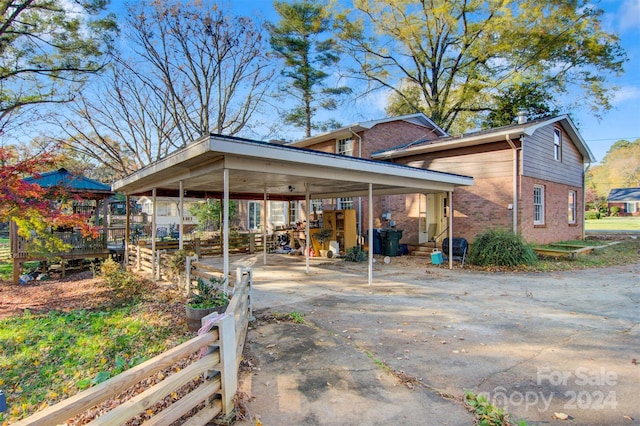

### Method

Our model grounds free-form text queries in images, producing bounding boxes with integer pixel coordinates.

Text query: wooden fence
[0,245,10,261]
[125,233,276,281]
[13,265,253,425]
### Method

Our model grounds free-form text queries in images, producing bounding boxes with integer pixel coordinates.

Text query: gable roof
[289,113,448,148]
[24,168,113,194]
[607,188,640,202]
[372,115,596,164]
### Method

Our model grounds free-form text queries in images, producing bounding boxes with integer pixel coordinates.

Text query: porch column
[223,169,229,290]
[263,190,267,265]
[151,188,157,279]
[305,183,310,274]
[125,195,130,265]
[368,183,373,288]
[448,191,453,270]
[179,180,184,250]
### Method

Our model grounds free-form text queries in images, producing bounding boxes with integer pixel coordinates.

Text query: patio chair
[442,237,468,267]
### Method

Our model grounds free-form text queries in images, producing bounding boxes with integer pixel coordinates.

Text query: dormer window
[337,137,353,156]
[553,128,562,161]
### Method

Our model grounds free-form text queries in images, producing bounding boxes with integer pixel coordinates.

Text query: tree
[55,1,274,175]
[587,139,640,198]
[0,0,117,134]
[0,146,96,256]
[268,0,351,137]
[335,0,626,132]
[481,82,560,128]
[190,199,238,231]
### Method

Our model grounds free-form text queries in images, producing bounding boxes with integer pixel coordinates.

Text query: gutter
[505,135,522,235]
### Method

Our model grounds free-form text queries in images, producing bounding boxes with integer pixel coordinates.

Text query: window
[337,137,353,156]
[157,202,176,217]
[553,128,562,161]
[142,202,152,215]
[337,197,353,210]
[568,191,577,224]
[270,201,286,226]
[626,202,637,214]
[534,185,545,225]
[311,199,323,214]
[289,201,299,224]
[248,201,261,230]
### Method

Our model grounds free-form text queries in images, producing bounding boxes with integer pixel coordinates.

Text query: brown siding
[400,142,514,179]
[522,125,584,186]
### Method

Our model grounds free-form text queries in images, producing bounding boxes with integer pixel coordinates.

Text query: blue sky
[224,0,640,164]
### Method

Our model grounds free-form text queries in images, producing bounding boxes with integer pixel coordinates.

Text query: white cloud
[612,85,640,104]
[619,0,640,31]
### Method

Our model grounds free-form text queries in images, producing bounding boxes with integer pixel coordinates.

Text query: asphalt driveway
[217,254,639,425]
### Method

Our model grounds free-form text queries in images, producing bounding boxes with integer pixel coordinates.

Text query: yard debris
[553,412,570,420]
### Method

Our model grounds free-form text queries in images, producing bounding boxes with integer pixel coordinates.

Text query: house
[372,114,595,245]
[235,113,449,245]
[607,188,640,216]
[136,196,201,234]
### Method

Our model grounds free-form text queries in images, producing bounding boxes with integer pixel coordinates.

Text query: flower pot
[185,303,228,332]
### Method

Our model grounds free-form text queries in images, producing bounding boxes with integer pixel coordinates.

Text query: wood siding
[522,125,584,186]
[399,142,514,179]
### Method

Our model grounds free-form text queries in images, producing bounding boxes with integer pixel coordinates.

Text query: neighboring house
[373,115,595,245]
[607,188,640,216]
[136,196,201,233]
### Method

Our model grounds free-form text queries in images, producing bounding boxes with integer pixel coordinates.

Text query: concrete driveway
[220,254,639,425]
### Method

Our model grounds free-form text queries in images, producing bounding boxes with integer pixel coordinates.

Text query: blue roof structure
[23,168,113,194]
[607,187,640,202]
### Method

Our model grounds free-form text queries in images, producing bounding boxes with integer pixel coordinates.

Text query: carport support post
[179,180,184,250]
[263,190,267,265]
[151,188,157,279]
[448,191,453,270]
[305,183,310,274]
[368,183,373,288]
[223,169,230,290]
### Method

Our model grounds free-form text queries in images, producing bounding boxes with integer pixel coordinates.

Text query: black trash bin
[372,228,383,255]
[382,229,403,257]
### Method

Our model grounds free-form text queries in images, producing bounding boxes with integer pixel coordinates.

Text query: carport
[111,134,473,285]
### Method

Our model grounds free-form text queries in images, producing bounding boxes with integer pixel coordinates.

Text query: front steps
[409,243,442,257]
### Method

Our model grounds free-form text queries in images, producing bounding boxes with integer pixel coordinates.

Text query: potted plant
[313,228,333,257]
[185,275,229,332]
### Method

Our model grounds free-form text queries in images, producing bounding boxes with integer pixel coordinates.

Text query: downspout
[350,128,363,239]
[505,135,521,235]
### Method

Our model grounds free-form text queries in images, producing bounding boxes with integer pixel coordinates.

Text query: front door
[419,193,445,245]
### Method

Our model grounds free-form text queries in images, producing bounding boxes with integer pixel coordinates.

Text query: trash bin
[382,228,403,257]
[372,228,383,255]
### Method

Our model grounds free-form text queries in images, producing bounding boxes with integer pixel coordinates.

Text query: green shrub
[585,211,601,220]
[610,206,620,217]
[468,229,537,267]
[343,246,367,262]
[100,258,150,303]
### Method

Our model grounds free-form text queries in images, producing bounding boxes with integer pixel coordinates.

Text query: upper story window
[337,197,353,210]
[337,137,353,156]
[553,128,562,161]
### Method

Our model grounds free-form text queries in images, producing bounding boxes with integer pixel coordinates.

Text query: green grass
[585,217,640,230]
[0,301,190,423]
[531,239,640,271]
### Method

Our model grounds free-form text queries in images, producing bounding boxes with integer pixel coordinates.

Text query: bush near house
[468,229,538,267]
[585,211,601,220]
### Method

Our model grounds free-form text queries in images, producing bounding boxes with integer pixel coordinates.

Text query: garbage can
[372,228,383,255]
[382,229,403,257]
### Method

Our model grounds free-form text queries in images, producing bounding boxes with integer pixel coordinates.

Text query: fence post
[210,313,237,420]
[249,234,255,253]
[155,250,165,281]
[194,238,201,257]
[185,255,198,296]
[136,245,141,271]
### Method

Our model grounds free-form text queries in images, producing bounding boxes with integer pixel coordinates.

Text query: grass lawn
[0,295,190,423]
[585,216,640,230]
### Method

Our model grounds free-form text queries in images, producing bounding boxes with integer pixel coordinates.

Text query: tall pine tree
[268,0,351,137]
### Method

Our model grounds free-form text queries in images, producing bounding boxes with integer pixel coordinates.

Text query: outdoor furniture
[442,237,468,267]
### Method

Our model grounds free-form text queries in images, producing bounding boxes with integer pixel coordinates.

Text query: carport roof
[111,134,473,198]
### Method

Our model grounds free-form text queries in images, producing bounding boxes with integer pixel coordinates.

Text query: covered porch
[111,134,473,284]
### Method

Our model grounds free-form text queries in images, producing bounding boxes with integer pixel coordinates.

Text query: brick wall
[519,176,583,244]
